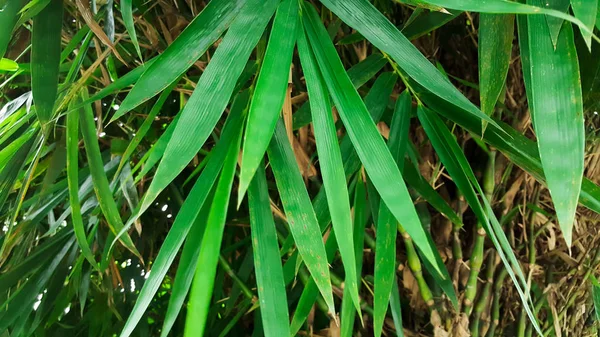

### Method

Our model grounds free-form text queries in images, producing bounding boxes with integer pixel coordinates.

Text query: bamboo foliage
[0,0,599,336]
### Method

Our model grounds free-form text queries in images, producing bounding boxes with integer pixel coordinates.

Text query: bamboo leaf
[31,0,62,125]
[0,0,25,58]
[418,0,597,39]
[317,0,498,131]
[137,0,279,217]
[545,0,571,47]
[113,0,246,119]
[238,0,299,202]
[67,99,98,271]
[184,106,243,337]
[340,172,369,337]
[297,25,361,316]
[267,119,336,316]
[159,191,213,337]
[78,90,141,258]
[302,2,446,278]
[373,196,397,337]
[121,0,142,60]
[478,13,515,116]
[526,1,584,246]
[248,163,291,337]
[389,277,404,337]
[119,92,248,337]
[571,0,598,49]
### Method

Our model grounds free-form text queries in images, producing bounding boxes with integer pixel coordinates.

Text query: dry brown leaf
[450,313,470,337]
[75,0,128,65]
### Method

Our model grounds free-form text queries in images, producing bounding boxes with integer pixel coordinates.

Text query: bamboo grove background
[1,0,600,336]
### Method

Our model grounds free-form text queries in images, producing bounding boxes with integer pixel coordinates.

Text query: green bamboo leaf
[302,2,446,278]
[184,108,243,337]
[67,99,99,272]
[121,0,142,60]
[373,196,397,337]
[248,163,291,337]
[267,119,335,316]
[418,0,597,39]
[289,230,339,335]
[78,90,140,259]
[526,1,584,246]
[297,26,361,316]
[389,277,404,337]
[544,0,571,47]
[238,0,299,203]
[416,105,541,334]
[160,190,213,337]
[317,0,498,131]
[137,0,279,217]
[31,0,62,125]
[478,14,515,116]
[113,0,246,119]
[0,0,26,58]
[340,172,368,337]
[119,92,248,337]
[571,0,598,49]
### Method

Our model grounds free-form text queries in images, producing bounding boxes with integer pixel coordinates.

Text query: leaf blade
[238,0,299,202]
[526,2,584,246]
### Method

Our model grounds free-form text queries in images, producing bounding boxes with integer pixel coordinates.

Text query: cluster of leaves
[1,0,600,336]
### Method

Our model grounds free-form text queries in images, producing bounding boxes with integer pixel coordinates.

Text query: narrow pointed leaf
[571,0,598,49]
[418,0,596,37]
[159,191,213,337]
[248,164,291,337]
[373,199,397,337]
[545,0,571,47]
[238,0,299,202]
[67,99,98,271]
[31,0,62,124]
[138,0,279,216]
[184,109,243,337]
[297,26,360,316]
[113,0,246,118]
[121,0,142,60]
[340,172,368,337]
[479,13,515,116]
[267,119,335,315]
[119,92,248,337]
[526,2,584,246]
[78,91,140,258]
[302,2,446,277]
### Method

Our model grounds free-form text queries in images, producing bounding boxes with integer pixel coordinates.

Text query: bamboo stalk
[485,267,508,337]
[464,150,496,315]
[470,251,495,337]
[398,225,435,308]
